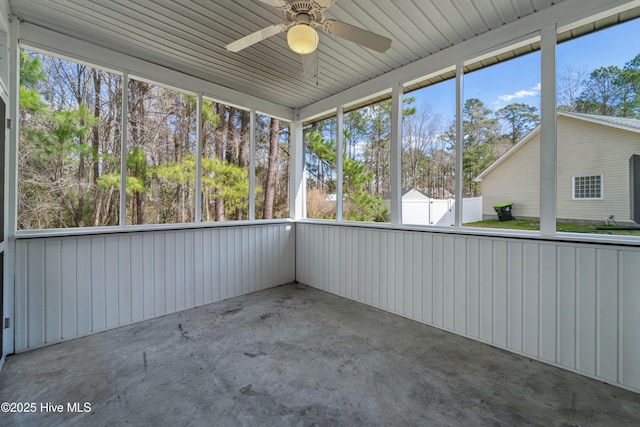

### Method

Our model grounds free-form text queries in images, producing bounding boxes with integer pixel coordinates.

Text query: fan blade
[257,0,289,9]
[301,53,318,79]
[226,24,286,52]
[314,0,337,9]
[323,19,391,53]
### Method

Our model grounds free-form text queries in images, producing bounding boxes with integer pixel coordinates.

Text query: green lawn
[464,219,640,236]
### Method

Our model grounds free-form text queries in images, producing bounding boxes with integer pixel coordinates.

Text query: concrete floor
[1,284,639,426]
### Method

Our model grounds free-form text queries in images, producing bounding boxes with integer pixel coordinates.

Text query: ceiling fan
[225,0,392,79]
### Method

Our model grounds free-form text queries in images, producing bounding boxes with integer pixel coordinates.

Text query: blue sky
[408,17,640,122]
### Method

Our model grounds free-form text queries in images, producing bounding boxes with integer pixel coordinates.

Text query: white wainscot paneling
[295,223,640,393]
[15,223,295,351]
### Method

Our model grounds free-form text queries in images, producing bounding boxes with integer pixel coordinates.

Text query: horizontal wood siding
[482,116,640,222]
[296,223,640,393]
[482,130,540,218]
[15,224,295,352]
[556,116,637,222]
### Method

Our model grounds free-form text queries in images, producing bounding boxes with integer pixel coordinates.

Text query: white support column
[335,106,344,221]
[454,63,464,228]
[390,84,403,224]
[249,109,256,221]
[540,25,557,236]
[6,18,17,240]
[119,70,128,227]
[194,92,203,223]
[4,16,19,356]
[289,118,305,219]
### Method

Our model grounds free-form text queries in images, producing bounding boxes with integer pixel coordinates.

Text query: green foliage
[306,130,336,168]
[497,103,540,144]
[52,107,98,150]
[127,146,148,182]
[342,155,389,222]
[96,173,119,190]
[155,154,195,185]
[573,55,640,117]
[18,51,121,228]
[21,100,98,163]
[306,128,389,222]
[19,86,47,113]
[20,51,46,87]
[19,52,48,114]
[202,99,221,129]
[462,143,495,196]
[576,65,624,116]
[306,97,417,221]
[460,98,501,147]
[201,156,249,213]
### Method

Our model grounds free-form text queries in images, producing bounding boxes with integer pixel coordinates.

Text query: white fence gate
[401,197,483,226]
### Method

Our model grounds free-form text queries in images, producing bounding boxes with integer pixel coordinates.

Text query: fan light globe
[287,24,319,54]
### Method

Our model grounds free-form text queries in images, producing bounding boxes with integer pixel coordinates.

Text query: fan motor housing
[285,2,324,23]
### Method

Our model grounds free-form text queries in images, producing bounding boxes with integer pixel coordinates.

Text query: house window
[572,175,603,199]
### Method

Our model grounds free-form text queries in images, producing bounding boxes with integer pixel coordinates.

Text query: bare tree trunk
[92,70,103,225]
[214,103,227,221]
[130,80,148,225]
[226,107,237,164]
[262,118,279,219]
[136,190,144,224]
[92,70,101,183]
[236,110,249,220]
[375,141,380,195]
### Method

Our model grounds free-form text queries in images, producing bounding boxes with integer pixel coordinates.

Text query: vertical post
[7,18,17,239]
[120,70,128,228]
[249,108,256,221]
[194,92,202,223]
[289,118,305,219]
[454,63,464,228]
[336,106,344,221]
[4,17,19,356]
[540,26,557,236]
[390,84,403,224]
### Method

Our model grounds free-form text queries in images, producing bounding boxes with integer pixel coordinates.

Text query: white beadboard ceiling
[9,0,562,109]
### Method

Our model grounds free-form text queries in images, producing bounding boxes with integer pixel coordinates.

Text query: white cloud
[497,83,541,103]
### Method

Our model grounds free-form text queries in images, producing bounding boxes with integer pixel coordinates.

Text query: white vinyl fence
[401,197,483,226]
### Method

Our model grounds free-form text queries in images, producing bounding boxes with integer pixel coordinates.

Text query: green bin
[493,203,513,221]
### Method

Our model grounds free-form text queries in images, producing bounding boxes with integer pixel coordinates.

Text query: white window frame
[572,174,604,200]
[15,47,296,234]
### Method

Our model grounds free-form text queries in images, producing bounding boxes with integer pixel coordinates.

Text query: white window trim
[572,174,604,200]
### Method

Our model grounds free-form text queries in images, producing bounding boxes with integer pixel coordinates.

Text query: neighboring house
[475,112,640,224]
[383,187,482,225]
